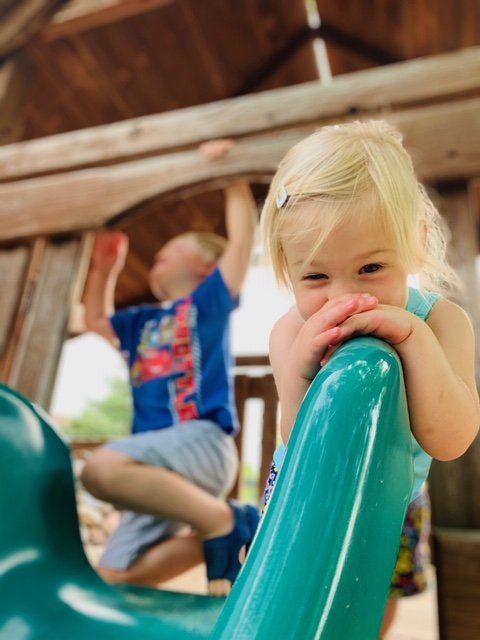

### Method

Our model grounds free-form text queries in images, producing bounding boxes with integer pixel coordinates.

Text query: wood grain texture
[434,528,480,640]
[3,46,480,180]
[44,0,174,39]
[2,95,480,243]
[0,0,66,58]
[4,236,83,408]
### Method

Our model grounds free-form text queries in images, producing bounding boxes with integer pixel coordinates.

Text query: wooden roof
[4,0,480,307]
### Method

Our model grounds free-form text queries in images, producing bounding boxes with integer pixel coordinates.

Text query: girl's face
[284,213,411,321]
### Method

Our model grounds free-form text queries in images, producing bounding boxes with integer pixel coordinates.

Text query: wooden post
[1,234,88,409]
[0,52,36,144]
[429,181,480,639]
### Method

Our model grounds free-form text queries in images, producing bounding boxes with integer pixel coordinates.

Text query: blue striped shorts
[98,420,238,570]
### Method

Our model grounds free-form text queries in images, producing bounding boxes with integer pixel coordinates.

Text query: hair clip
[276,184,289,208]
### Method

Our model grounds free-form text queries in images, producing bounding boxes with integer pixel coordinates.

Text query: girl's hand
[320,304,416,366]
[199,138,234,160]
[288,293,379,381]
[92,231,129,274]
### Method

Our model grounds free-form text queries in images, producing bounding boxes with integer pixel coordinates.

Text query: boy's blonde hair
[262,120,458,293]
[184,231,227,265]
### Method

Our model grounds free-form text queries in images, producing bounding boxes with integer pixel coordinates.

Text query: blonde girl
[261,121,479,636]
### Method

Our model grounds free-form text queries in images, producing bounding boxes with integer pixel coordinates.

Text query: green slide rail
[0,337,413,639]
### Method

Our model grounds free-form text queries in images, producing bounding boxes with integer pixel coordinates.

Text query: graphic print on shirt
[130,300,199,421]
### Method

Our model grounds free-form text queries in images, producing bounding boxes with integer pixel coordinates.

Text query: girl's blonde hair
[184,231,227,264]
[262,120,458,293]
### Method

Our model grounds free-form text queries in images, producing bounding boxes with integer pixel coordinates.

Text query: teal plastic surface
[0,337,413,639]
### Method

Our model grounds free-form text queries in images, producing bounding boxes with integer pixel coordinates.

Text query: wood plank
[1,237,47,381]
[68,231,93,335]
[2,96,480,243]
[5,237,83,408]
[231,374,249,500]
[434,528,480,640]
[1,46,480,181]
[0,244,30,363]
[0,0,66,58]
[43,0,174,40]
[0,52,36,144]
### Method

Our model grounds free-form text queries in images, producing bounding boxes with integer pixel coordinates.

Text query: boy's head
[262,120,456,299]
[149,231,227,300]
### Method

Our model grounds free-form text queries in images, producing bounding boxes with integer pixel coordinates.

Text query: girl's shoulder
[269,306,303,362]
[425,297,472,335]
[271,306,303,335]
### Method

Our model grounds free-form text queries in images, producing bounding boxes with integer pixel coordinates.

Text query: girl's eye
[303,273,327,281]
[360,263,382,274]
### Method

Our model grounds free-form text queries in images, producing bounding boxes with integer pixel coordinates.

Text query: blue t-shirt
[110,267,239,435]
[273,287,440,503]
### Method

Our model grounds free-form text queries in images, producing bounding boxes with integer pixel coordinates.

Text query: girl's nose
[328,282,361,300]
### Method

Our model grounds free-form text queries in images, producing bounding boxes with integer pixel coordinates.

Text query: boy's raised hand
[92,231,129,275]
[199,138,234,161]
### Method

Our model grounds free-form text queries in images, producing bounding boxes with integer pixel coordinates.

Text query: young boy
[81,140,259,596]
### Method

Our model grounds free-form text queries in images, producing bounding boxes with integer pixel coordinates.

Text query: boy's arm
[84,232,128,347]
[199,139,258,297]
[218,179,258,297]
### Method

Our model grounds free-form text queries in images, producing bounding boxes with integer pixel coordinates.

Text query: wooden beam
[0,52,36,143]
[0,46,479,181]
[0,243,30,364]
[3,236,84,408]
[434,528,480,640]
[0,0,66,59]
[1,96,480,243]
[317,22,399,65]
[233,26,316,96]
[43,0,174,40]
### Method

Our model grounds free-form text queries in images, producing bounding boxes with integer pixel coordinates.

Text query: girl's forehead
[283,216,395,262]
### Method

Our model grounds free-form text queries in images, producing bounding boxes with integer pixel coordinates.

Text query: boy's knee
[81,450,126,500]
[98,564,130,584]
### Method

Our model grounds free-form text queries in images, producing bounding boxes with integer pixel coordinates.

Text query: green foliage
[239,462,261,505]
[62,379,132,440]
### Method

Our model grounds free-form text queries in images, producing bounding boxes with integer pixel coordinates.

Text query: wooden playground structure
[0,2,480,637]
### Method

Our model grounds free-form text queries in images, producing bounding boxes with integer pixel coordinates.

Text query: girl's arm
[269,308,310,444]
[396,299,479,460]
[332,299,480,460]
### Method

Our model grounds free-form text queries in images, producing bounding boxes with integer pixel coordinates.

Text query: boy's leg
[83,451,235,539]
[82,421,243,591]
[99,530,203,586]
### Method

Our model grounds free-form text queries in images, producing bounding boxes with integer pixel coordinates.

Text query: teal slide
[0,337,413,639]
